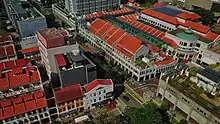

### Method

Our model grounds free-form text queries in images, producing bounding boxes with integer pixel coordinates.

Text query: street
[119,93,143,108]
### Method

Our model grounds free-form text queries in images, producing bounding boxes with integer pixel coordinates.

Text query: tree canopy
[193,8,214,25]
[123,103,171,124]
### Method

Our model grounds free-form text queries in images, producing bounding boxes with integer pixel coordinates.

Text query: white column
[143,76,146,81]
[166,76,170,83]
[137,76,140,82]
[186,108,193,121]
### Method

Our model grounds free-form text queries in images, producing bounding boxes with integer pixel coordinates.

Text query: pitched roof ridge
[100,25,115,39]
[94,21,109,35]
[112,32,127,47]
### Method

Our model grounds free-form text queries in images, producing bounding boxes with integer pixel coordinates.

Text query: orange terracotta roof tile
[116,34,142,54]
[86,79,112,92]
[3,106,14,119]
[154,57,175,66]
[153,2,165,7]
[89,18,107,34]
[14,103,25,115]
[95,23,113,37]
[177,12,201,21]
[141,9,178,25]
[182,21,210,34]
[55,84,83,104]
[21,46,39,54]
[148,45,160,53]
[106,29,125,46]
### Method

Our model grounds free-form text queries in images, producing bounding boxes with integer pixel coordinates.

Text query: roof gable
[86,79,112,92]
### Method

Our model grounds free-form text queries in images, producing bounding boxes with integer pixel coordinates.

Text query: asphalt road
[119,93,143,108]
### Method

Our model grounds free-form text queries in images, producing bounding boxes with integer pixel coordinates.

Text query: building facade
[0,60,51,124]
[65,0,121,15]
[37,28,79,78]
[4,0,47,38]
[79,18,177,81]
[140,6,220,65]
[157,75,220,124]
[55,52,97,87]
[83,79,114,109]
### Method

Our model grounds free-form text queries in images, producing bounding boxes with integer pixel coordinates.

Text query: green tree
[96,111,122,124]
[193,8,214,25]
[179,119,188,124]
[123,103,170,124]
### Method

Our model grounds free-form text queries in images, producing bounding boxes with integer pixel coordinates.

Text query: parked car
[123,95,130,101]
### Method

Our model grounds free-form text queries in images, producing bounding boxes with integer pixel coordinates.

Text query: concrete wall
[157,79,220,124]
[18,18,47,38]
[84,84,113,109]
[140,13,177,31]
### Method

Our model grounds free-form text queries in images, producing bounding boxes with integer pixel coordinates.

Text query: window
[99,91,101,95]
[94,93,96,96]
[190,43,193,47]
[196,43,200,48]
[184,43,187,46]
[99,97,101,100]
[103,90,106,93]
[94,99,96,102]
[198,54,202,59]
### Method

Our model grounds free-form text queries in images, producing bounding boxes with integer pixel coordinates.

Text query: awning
[21,46,39,54]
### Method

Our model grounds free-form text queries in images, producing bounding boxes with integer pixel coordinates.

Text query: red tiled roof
[16,59,26,67]
[0,34,12,42]
[0,63,4,71]
[162,37,177,48]
[154,57,175,66]
[3,106,14,118]
[89,19,143,58]
[86,79,113,92]
[0,66,40,90]
[0,73,9,89]
[117,13,140,22]
[0,91,47,120]
[5,60,15,69]
[181,21,210,34]
[148,45,160,53]
[177,12,200,20]
[37,28,65,49]
[14,103,25,115]
[153,2,164,7]
[85,7,133,20]
[0,47,6,58]
[5,45,15,56]
[141,8,211,34]
[89,18,107,34]
[141,9,178,25]
[55,54,66,67]
[196,30,219,41]
[115,34,142,55]
[55,84,83,104]
[21,46,39,54]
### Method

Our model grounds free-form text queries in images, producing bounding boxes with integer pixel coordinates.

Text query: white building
[65,0,121,15]
[83,79,114,109]
[37,28,79,78]
[79,18,177,81]
[195,68,220,94]
[140,6,220,65]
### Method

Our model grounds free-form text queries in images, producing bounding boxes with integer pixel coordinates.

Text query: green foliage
[205,92,214,99]
[160,102,170,111]
[96,111,121,124]
[193,8,214,25]
[207,64,219,69]
[76,34,86,43]
[179,119,188,124]
[123,104,170,124]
